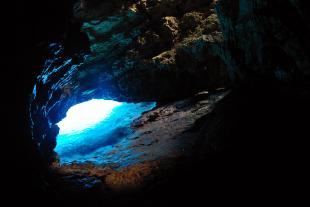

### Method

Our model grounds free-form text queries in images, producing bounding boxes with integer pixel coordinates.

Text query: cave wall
[30,0,228,162]
[29,0,310,163]
[215,0,310,85]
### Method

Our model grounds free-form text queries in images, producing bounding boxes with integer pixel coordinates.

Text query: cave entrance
[54,99,156,164]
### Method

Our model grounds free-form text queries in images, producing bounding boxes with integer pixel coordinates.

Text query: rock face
[48,90,228,198]
[215,0,310,85]
[28,0,310,201]
[30,0,228,162]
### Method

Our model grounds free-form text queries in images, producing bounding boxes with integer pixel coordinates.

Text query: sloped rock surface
[48,90,228,197]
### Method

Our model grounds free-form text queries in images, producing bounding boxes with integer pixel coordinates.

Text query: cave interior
[12,0,310,205]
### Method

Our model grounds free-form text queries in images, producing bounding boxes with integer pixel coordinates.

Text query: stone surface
[25,0,310,202]
[215,0,310,84]
[48,90,228,194]
[30,0,228,162]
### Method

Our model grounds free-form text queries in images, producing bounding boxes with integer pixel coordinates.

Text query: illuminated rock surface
[29,0,229,163]
[50,90,228,195]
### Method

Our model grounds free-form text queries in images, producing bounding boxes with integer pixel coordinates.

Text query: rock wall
[215,0,310,85]
[29,0,310,163]
[30,0,228,161]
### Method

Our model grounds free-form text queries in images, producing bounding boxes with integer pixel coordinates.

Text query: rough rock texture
[215,0,310,85]
[47,90,228,199]
[27,0,310,202]
[30,0,228,162]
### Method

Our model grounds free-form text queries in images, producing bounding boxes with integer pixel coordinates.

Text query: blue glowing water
[55,99,156,164]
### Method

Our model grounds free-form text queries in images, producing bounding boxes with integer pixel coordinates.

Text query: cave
[12,0,310,206]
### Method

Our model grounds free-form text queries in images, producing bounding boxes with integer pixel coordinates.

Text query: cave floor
[49,89,228,196]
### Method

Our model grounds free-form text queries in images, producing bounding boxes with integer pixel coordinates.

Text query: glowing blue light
[55,99,156,164]
[57,99,122,135]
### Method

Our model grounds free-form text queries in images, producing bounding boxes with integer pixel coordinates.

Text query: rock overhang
[29,0,229,164]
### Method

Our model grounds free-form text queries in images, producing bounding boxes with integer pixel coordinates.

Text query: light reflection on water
[55,99,156,164]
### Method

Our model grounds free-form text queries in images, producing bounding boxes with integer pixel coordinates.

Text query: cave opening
[54,99,156,164]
